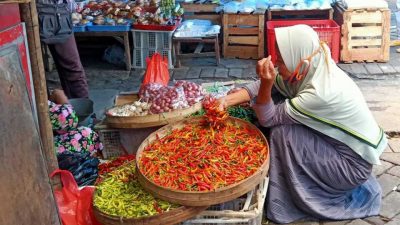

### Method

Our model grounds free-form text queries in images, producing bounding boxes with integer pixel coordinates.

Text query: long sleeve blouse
[242,80,298,127]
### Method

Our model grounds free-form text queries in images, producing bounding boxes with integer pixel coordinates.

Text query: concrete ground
[45,1,400,224]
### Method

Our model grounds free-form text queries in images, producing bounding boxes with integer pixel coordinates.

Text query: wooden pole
[19,1,59,177]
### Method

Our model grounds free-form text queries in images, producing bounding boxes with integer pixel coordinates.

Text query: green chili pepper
[93,162,178,218]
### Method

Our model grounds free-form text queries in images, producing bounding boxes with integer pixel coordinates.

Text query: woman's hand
[49,89,69,105]
[217,97,228,111]
[256,56,276,86]
[216,88,251,111]
[255,56,275,105]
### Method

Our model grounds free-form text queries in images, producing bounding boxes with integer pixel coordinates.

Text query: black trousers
[48,35,89,98]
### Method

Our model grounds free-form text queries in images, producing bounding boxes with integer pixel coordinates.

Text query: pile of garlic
[107,101,151,117]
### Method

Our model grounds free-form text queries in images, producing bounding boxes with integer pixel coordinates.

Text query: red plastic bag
[142,52,170,87]
[50,169,101,225]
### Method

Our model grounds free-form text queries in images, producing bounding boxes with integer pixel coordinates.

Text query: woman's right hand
[256,56,276,86]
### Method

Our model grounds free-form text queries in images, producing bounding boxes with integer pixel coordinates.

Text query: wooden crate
[223,13,265,59]
[181,3,221,25]
[267,8,333,21]
[333,4,390,63]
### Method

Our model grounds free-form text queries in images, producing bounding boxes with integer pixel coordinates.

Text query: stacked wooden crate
[223,11,265,59]
[181,2,221,25]
[333,4,390,63]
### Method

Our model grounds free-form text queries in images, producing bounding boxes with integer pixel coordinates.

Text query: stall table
[173,34,220,68]
[74,30,131,70]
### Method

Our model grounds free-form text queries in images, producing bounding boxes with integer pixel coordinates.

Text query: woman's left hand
[256,56,276,86]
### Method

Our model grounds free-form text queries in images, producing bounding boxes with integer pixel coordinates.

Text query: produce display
[193,105,257,123]
[107,100,151,116]
[138,99,268,191]
[72,0,133,26]
[97,155,136,176]
[137,81,205,114]
[175,80,205,106]
[72,0,183,27]
[94,160,178,218]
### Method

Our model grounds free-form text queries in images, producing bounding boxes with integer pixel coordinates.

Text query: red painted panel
[0,23,32,96]
[0,4,21,31]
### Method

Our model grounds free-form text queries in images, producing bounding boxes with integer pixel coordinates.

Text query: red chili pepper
[138,103,267,191]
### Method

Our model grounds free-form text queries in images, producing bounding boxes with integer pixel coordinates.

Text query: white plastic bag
[223,1,240,13]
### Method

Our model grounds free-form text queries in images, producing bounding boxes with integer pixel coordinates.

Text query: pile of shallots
[139,81,205,114]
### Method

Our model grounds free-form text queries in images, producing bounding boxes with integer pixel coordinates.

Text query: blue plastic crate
[73,25,86,32]
[87,23,131,32]
[73,22,92,32]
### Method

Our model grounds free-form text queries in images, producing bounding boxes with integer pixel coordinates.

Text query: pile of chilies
[98,155,136,177]
[94,161,178,218]
[139,97,267,191]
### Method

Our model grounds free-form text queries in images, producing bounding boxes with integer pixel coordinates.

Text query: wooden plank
[226,14,259,27]
[341,48,388,62]
[228,36,258,45]
[340,12,350,62]
[181,3,217,13]
[184,14,221,25]
[179,52,216,58]
[228,27,259,35]
[0,31,60,225]
[381,9,390,62]
[351,48,388,62]
[20,2,59,177]
[223,14,229,58]
[348,11,383,24]
[349,26,383,37]
[348,39,383,47]
[0,0,30,3]
[258,14,264,58]
[224,46,259,59]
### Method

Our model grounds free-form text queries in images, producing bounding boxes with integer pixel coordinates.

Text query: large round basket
[105,94,202,128]
[93,204,207,225]
[136,116,270,206]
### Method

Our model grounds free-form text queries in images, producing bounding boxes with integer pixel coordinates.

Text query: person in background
[48,89,102,155]
[42,0,89,98]
[218,25,387,223]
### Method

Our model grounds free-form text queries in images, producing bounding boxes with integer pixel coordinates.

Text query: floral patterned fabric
[49,101,103,154]
[49,100,78,133]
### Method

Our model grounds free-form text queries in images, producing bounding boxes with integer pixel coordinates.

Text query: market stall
[1,0,394,224]
[71,0,182,70]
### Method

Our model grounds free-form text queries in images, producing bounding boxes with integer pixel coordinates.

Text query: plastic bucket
[69,98,94,124]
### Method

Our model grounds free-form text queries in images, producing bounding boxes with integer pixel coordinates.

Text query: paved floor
[46,57,400,225]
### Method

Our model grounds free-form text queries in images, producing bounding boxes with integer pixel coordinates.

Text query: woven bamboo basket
[136,116,270,207]
[93,204,207,225]
[105,94,202,129]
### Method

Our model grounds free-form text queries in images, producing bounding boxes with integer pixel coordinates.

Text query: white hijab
[273,25,387,165]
